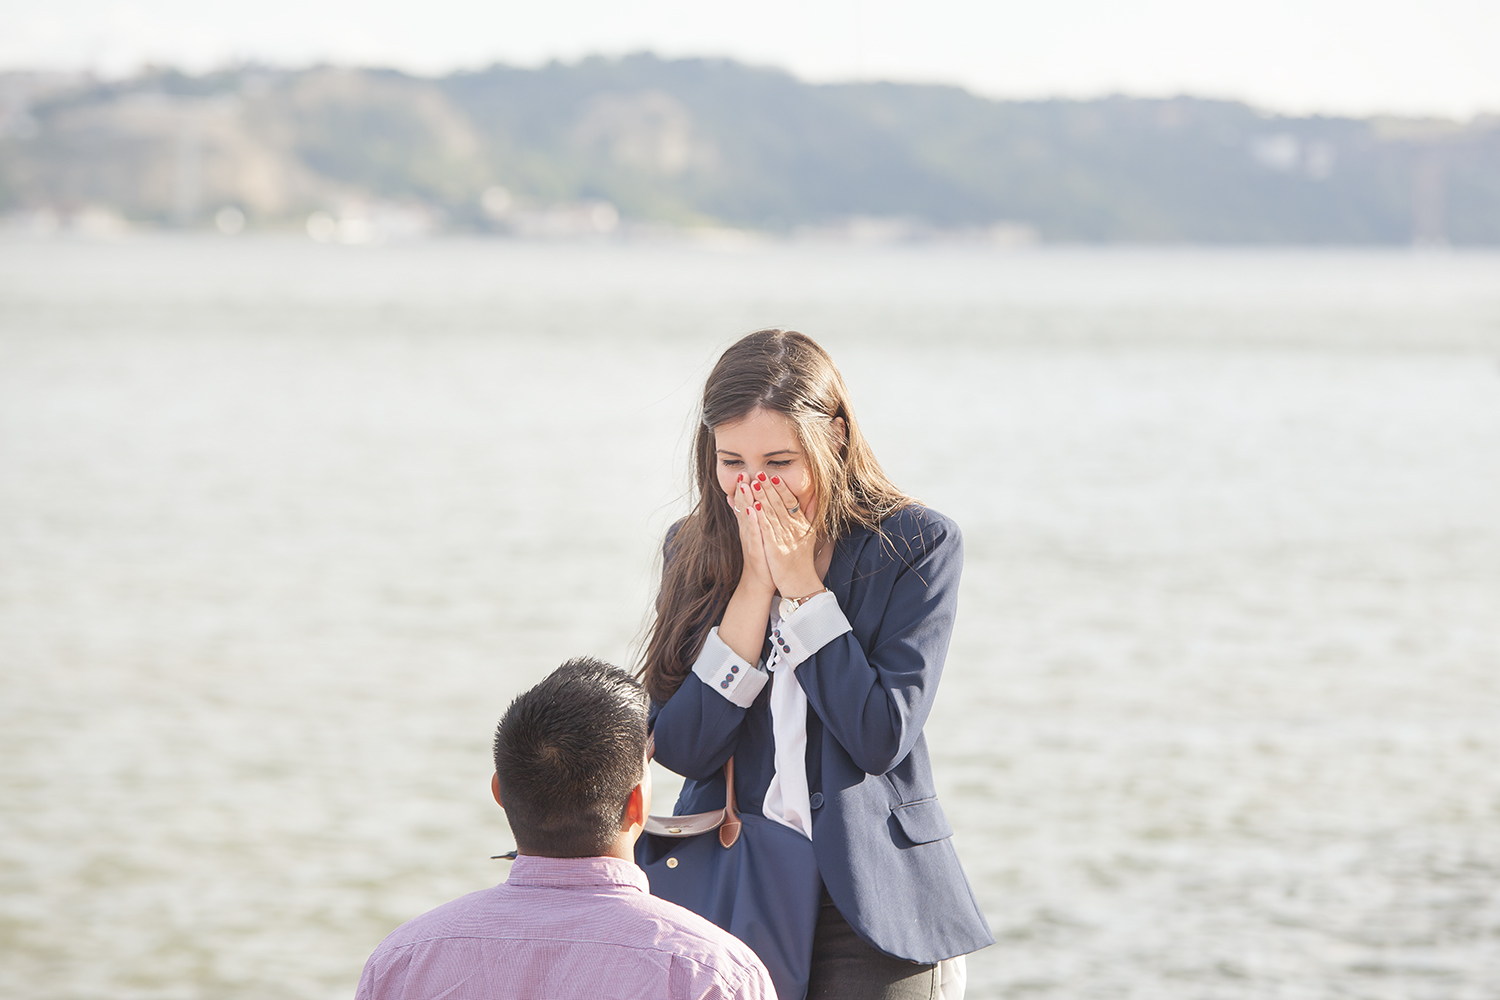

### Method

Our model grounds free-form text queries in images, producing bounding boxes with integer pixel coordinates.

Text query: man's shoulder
[362,879,773,996]
[371,885,500,950]
[627,885,765,967]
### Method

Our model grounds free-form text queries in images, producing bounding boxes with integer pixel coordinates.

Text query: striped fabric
[356,855,776,1000]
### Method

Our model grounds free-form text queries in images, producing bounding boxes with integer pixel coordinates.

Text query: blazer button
[809,792,824,809]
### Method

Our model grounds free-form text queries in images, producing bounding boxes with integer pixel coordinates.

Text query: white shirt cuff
[770,590,852,669]
[692,627,769,708]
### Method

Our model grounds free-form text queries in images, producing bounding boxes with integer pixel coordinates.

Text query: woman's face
[713,407,818,520]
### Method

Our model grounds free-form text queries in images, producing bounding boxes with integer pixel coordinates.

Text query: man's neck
[515,836,636,864]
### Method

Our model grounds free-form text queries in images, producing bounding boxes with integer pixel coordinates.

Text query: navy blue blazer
[650,505,994,964]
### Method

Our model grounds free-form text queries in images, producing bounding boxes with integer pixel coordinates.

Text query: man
[355,658,776,1000]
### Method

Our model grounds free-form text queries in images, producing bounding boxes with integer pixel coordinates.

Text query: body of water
[2,236,1498,999]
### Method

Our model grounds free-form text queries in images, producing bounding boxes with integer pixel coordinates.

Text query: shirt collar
[505,854,649,893]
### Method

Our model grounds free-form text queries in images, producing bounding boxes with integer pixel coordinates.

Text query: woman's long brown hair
[639,329,912,704]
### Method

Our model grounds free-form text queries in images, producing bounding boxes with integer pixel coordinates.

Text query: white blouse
[689,591,852,839]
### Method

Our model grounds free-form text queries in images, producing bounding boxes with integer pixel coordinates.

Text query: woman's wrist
[734,575,777,605]
[720,577,775,665]
[776,573,825,602]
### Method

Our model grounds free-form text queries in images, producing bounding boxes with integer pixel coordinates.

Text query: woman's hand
[716,474,777,665]
[750,472,824,600]
[730,474,775,597]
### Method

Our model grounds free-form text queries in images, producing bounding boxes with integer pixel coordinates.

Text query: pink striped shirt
[355,855,776,1000]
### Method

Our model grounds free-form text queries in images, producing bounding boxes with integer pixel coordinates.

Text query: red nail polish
[771,476,780,485]
[752,481,761,491]
[755,502,761,510]
[757,472,767,482]
[737,473,743,482]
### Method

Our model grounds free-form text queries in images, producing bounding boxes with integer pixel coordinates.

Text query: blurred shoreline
[7,221,1500,252]
[5,56,1499,246]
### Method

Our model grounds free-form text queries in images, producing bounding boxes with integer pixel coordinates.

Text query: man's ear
[622,781,647,832]
[491,771,503,808]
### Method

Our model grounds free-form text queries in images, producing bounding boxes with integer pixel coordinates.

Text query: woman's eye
[720,459,743,468]
[767,460,792,468]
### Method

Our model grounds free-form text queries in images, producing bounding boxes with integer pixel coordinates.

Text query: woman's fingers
[754,474,809,556]
[735,478,774,584]
[749,471,824,597]
[749,473,786,539]
[735,478,758,534]
[730,475,758,534]
[765,473,804,526]
[750,487,782,552]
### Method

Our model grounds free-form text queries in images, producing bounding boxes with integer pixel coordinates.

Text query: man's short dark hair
[493,657,650,858]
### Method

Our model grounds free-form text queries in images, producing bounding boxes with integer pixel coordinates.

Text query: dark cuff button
[809,792,824,809]
[731,665,739,673]
[720,680,730,689]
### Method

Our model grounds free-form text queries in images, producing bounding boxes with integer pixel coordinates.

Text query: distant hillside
[3,55,1498,243]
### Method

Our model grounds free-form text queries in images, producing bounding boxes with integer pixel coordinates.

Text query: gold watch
[778,589,826,620]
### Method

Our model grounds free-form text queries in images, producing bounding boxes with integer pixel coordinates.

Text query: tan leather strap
[718,757,741,848]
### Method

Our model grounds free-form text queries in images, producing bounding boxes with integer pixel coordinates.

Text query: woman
[643,329,993,999]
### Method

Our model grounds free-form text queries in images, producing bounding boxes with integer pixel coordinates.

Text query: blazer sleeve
[795,515,963,776]
[649,671,750,781]
[646,522,755,781]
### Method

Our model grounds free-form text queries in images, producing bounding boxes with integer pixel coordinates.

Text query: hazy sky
[5,0,1498,118]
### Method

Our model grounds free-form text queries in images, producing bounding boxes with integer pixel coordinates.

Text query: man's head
[491,657,651,859]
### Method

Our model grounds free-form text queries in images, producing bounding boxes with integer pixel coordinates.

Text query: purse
[636,757,822,1000]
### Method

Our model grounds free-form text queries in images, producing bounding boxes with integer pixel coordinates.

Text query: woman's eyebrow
[715,448,798,457]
